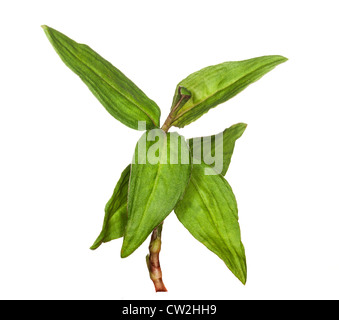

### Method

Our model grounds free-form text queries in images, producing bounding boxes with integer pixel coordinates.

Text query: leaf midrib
[131,132,168,232]
[53,35,158,127]
[172,60,281,124]
[190,175,229,248]
[190,173,241,266]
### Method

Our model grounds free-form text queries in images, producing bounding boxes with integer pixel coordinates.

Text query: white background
[1,0,338,300]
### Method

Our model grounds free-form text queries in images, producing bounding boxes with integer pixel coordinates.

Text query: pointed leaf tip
[170,55,288,128]
[90,165,130,250]
[42,26,161,130]
[175,163,247,284]
[121,130,192,257]
[188,122,248,176]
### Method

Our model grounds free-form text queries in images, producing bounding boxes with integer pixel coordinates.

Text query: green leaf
[42,25,161,130]
[188,123,247,176]
[121,129,191,258]
[174,162,247,284]
[90,165,130,250]
[170,55,287,128]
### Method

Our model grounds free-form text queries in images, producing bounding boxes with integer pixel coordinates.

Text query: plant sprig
[43,25,287,292]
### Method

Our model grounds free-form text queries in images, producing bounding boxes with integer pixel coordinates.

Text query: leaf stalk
[161,88,190,132]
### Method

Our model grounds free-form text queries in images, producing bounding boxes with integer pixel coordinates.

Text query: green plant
[42,25,287,292]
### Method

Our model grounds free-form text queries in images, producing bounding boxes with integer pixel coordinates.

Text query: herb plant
[42,25,287,292]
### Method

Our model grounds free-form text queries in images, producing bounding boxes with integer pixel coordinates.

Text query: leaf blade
[171,55,287,128]
[174,163,247,284]
[121,130,191,258]
[188,123,247,176]
[42,25,161,130]
[90,165,130,250]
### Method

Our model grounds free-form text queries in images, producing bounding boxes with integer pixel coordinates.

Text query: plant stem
[146,89,190,292]
[161,88,190,133]
[146,223,167,292]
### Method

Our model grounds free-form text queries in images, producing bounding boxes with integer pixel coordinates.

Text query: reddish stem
[146,223,167,292]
